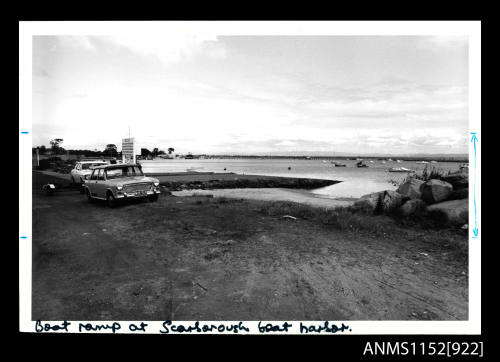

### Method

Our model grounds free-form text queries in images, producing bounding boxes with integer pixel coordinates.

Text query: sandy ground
[173,188,354,208]
[32,171,468,321]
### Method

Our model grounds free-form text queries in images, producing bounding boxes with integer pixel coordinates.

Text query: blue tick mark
[20,131,29,134]
[20,236,28,239]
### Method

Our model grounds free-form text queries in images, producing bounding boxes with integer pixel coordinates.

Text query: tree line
[33,138,175,159]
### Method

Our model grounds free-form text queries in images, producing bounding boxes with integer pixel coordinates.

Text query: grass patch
[258,201,395,235]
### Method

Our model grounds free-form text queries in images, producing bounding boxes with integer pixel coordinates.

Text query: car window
[106,168,124,179]
[105,166,144,179]
[97,169,105,180]
[81,163,106,170]
[90,170,98,180]
[128,166,144,176]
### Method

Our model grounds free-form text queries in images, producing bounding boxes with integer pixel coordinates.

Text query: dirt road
[32,172,468,321]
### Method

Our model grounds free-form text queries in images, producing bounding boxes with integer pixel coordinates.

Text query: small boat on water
[331,161,346,167]
[387,158,394,162]
[459,163,469,171]
[356,161,369,168]
[388,167,414,173]
[431,160,438,163]
[381,160,386,164]
[369,160,374,163]
[416,161,429,164]
[396,159,403,163]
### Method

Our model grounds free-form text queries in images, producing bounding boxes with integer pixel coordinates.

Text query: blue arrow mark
[20,236,27,239]
[20,131,29,134]
[470,133,479,237]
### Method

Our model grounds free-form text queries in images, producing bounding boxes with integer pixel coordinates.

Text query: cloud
[70,93,88,99]
[105,33,223,67]
[416,36,468,50]
[57,36,97,51]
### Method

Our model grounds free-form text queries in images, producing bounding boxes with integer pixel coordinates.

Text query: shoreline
[35,170,341,192]
[172,188,356,209]
[152,172,340,191]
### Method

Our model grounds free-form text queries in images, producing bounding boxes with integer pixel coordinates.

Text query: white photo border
[19,20,481,334]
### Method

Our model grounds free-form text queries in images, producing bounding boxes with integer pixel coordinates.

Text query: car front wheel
[107,193,117,208]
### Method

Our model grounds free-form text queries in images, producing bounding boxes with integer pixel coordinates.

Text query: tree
[141,148,152,157]
[158,150,166,155]
[50,138,64,154]
[168,147,175,155]
[152,148,159,158]
[103,144,118,157]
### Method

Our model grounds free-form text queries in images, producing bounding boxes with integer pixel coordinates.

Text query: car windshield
[106,166,144,179]
[82,163,106,170]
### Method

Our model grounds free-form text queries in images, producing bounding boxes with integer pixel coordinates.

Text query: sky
[32,35,469,155]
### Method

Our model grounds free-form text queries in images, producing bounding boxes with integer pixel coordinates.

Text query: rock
[448,187,468,200]
[380,190,403,211]
[353,192,381,213]
[397,178,424,199]
[427,199,468,226]
[400,199,427,217]
[421,179,453,204]
[353,190,403,213]
[442,171,468,190]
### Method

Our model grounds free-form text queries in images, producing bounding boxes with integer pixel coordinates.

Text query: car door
[87,169,98,197]
[93,169,107,199]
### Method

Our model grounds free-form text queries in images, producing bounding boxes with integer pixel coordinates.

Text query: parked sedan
[70,161,108,185]
[83,164,161,207]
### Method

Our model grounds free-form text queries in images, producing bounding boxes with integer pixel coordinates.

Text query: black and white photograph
[19,21,481,335]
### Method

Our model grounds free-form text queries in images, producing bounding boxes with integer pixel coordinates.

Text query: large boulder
[448,187,469,200]
[352,190,403,213]
[400,199,427,217]
[352,192,381,213]
[421,179,453,204]
[397,178,424,199]
[380,190,403,211]
[427,199,468,226]
[442,170,468,190]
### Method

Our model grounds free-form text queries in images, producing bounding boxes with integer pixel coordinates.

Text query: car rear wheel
[148,194,159,202]
[107,192,117,208]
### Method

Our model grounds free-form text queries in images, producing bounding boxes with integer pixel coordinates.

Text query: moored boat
[356,161,369,168]
[388,167,414,173]
[331,161,346,167]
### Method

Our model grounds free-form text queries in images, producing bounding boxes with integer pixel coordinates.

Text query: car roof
[92,163,141,169]
[77,160,108,164]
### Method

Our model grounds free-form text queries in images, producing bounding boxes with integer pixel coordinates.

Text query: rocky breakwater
[352,170,469,227]
[160,175,340,192]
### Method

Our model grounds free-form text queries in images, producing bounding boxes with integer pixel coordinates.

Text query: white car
[70,161,108,185]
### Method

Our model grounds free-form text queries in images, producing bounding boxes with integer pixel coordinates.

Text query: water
[140,158,462,199]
